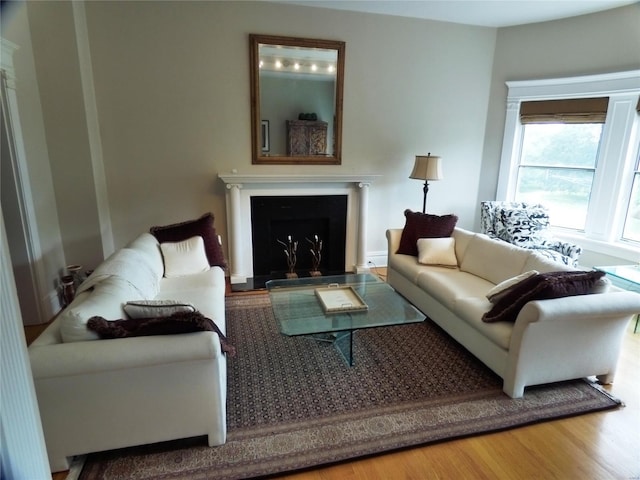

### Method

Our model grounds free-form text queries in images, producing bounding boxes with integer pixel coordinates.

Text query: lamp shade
[410,155,443,181]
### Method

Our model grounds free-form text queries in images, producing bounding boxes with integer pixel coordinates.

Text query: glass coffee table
[266,273,425,366]
[595,265,640,333]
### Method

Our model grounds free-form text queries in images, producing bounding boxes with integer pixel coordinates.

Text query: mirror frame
[250,34,345,165]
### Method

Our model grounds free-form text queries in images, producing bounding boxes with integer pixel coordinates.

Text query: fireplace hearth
[219,173,380,290]
[251,195,347,287]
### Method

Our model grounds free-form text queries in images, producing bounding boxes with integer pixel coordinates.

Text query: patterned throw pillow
[150,213,226,268]
[397,210,458,256]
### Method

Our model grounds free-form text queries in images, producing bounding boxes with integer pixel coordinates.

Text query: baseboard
[366,251,387,269]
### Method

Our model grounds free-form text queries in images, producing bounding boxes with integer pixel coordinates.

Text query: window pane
[515,166,593,230]
[521,123,602,168]
[622,173,640,242]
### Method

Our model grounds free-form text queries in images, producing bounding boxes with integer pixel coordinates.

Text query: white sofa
[386,227,640,398]
[28,232,228,472]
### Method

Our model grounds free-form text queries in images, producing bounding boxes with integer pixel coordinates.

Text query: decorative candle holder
[61,275,75,306]
[277,236,298,279]
[306,234,323,277]
[66,264,84,289]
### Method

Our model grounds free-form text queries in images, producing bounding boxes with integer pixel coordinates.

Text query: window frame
[497,70,640,262]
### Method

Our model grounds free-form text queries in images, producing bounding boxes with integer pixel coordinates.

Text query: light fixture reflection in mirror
[250,34,345,165]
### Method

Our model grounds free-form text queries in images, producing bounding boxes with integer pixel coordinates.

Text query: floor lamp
[410,154,443,213]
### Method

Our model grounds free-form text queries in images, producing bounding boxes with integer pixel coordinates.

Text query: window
[516,123,603,230]
[498,70,640,261]
[622,148,640,242]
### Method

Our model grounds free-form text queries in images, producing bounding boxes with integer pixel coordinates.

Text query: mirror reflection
[250,34,345,165]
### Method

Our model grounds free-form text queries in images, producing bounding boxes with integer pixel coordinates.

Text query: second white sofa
[387,226,640,398]
[28,231,229,472]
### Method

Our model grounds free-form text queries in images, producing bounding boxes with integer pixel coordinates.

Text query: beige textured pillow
[417,237,458,267]
[486,270,539,303]
[160,236,210,277]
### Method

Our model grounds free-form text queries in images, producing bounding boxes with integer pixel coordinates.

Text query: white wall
[79,0,496,260]
[2,4,67,322]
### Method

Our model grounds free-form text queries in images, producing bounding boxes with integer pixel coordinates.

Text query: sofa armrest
[514,291,640,328]
[386,229,403,258]
[502,290,640,397]
[29,332,223,379]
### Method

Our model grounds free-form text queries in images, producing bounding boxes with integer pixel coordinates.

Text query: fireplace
[219,173,380,289]
[251,195,347,285]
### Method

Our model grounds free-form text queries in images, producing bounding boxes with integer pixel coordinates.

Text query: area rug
[78,294,622,479]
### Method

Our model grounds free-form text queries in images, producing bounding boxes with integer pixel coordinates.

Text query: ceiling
[271,0,638,27]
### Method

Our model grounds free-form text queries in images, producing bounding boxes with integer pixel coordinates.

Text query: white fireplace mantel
[218,173,381,285]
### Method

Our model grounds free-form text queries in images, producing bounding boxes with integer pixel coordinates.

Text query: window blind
[520,97,609,124]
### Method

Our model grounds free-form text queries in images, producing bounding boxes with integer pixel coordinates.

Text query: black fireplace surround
[250,195,347,286]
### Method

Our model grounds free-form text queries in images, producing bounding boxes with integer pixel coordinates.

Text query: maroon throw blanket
[87,311,236,357]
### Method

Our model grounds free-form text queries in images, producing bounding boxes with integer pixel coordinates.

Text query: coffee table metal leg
[333,330,354,366]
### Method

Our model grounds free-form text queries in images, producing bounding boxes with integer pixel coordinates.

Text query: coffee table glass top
[595,265,640,288]
[266,273,425,336]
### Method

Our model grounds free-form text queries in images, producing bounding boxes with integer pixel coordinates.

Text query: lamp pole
[422,180,429,214]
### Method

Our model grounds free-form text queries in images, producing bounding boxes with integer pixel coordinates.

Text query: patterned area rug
[78,294,621,479]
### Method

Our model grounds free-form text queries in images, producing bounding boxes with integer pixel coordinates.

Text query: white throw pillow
[160,236,210,277]
[416,237,458,267]
[124,300,197,319]
[486,270,539,303]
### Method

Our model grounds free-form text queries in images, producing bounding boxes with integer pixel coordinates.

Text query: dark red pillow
[397,210,458,256]
[482,270,605,323]
[150,213,226,268]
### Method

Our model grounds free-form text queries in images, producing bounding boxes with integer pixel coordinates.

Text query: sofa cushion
[455,297,513,350]
[482,270,606,323]
[451,228,476,264]
[521,250,576,273]
[417,237,458,267]
[158,267,227,334]
[417,269,493,312]
[150,213,226,268]
[59,277,142,343]
[397,210,458,256]
[78,247,161,300]
[126,233,164,278]
[388,252,432,284]
[459,234,530,285]
[160,236,210,277]
[124,300,196,319]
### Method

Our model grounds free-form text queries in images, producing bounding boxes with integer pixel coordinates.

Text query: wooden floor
[25,273,639,480]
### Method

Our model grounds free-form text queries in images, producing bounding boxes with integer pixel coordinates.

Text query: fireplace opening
[250,195,347,287]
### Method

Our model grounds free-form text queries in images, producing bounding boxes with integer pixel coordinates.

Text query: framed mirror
[250,34,345,165]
